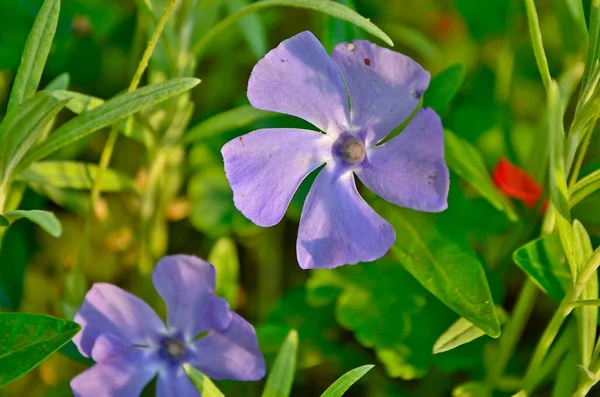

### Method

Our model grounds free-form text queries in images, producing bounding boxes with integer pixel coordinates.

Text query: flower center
[334,135,366,166]
[161,337,186,361]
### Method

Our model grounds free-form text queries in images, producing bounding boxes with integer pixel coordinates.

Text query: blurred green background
[1,0,599,396]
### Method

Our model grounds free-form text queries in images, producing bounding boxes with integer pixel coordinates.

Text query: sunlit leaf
[6,0,60,113]
[513,233,570,301]
[445,130,518,221]
[208,237,240,309]
[3,210,62,238]
[0,313,80,387]
[424,64,466,115]
[17,161,137,192]
[182,105,277,144]
[372,200,501,338]
[184,364,226,397]
[261,330,298,397]
[320,364,374,397]
[45,73,70,91]
[51,90,104,114]
[19,78,200,171]
[192,0,393,57]
[570,169,600,208]
[0,92,68,181]
[548,82,577,279]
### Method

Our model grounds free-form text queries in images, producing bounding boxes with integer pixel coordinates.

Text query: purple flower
[222,31,449,270]
[71,255,265,397]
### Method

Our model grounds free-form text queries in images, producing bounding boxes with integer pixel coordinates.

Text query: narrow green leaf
[0,215,8,227]
[19,78,200,171]
[226,0,268,58]
[184,364,226,397]
[0,313,80,387]
[208,237,240,309]
[524,0,552,91]
[192,0,393,58]
[548,81,577,279]
[372,201,501,338]
[182,105,278,144]
[570,169,600,207]
[552,350,579,397]
[423,64,466,115]
[262,330,298,397]
[6,0,60,113]
[573,220,597,367]
[434,308,507,354]
[0,92,68,181]
[320,365,374,397]
[513,233,571,301]
[445,130,517,221]
[51,90,104,114]
[17,161,137,192]
[3,210,62,237]
[322,0,360,53]
[45,73,70,91]
[381,23,439,61]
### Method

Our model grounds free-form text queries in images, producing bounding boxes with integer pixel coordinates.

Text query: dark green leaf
[192,0,393,57]
[0,215,7,227]
[320,365,374,397]
[513,233,570,301]
[371,199,501,338]
[6,0,60,113]
[0,313,80,387]
[445,130,517,221]
[182,105,278,144]
[208,237,240,309]
[17,161,137,192]
[261,330,298,397]
[184,364,226,397]
[308,260,457,379]
[423,64,466,115]
[3,210,62,238]
[18,78,200,171]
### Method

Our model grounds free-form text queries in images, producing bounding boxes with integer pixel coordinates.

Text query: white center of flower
[335,135,366,166]
[163,338,186,359]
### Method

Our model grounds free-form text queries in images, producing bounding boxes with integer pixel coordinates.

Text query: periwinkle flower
[222,31,450,269]
[71,255,265,397]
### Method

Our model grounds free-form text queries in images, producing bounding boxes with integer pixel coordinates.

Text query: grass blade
[7,0,60,113]
[184,364,226,397]
[320,365,374,397]
[261,329,298,397]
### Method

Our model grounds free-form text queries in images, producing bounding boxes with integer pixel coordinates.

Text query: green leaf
[51,90,104,114]
[45,73,70,91]
[192,0,393,57]
[261,329,298,397]
[452,382,491,397]
[433,308,507,354]
[226,0,267,58]
[208,237,240,309]
[573,220,597,367]
[18,78,200,171]
[184,364,226,397]
[570,169,600,208]
[6,0,60,113]
[17,161,137,192]
[308,260,457,379]
[0,215,7,227]
[0,313,80,387]
[3,210,62,238]
[372,201,501,338]
[182,105,277,144]
[381,24,439,61]
[445,130,517,221]
[322,0,361,52]
[552,350,579,397]
[423,64,466,115]
[0,92,68,181]
[320,365,374,397]
[548,81,577,279]
[513,233,571,301]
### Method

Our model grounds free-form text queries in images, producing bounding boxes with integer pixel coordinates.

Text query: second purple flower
[222,31,450,270]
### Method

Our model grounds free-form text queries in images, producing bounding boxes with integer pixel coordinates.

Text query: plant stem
[486,279,538,390]
[581,0,600,94]
[523,247,600,393]
[523,0,552,92]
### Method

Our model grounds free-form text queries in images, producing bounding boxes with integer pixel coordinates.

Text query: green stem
[523,0,552,92]
[571,299,600,308]
[486,279,538,390]
[581,0,600,94]
[523,247,600,393]
[568,126,594,188]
